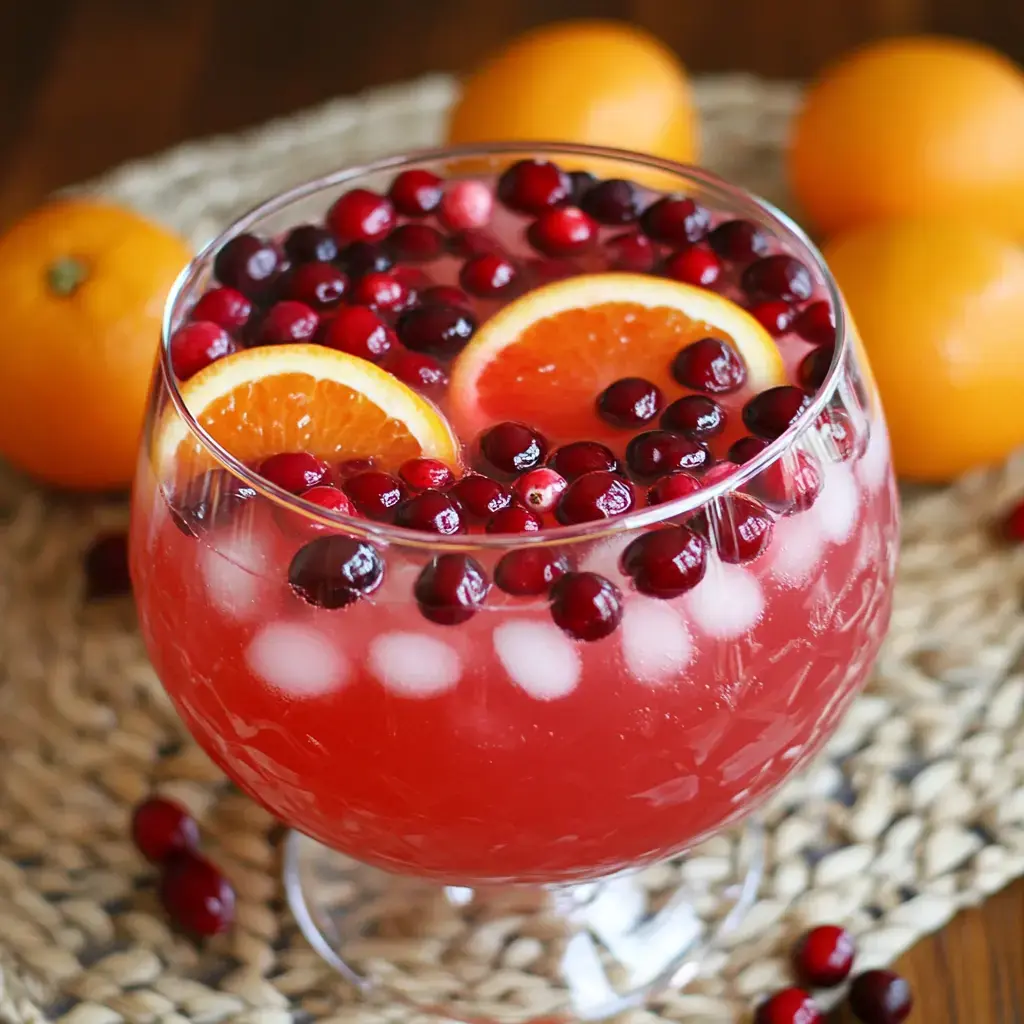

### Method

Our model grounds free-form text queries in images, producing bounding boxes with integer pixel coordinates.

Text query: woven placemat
[1,74,1023,1024]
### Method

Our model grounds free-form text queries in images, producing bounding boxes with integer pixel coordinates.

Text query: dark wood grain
[2,2,1023,1020]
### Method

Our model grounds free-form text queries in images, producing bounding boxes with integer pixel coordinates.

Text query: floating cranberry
[848,970,913,1024]
[640,195,710,246]
[748,299,794,337]
[497,159,571,215]
[342,470,405,521]
[647,471,702,506]
[526,257,578,285]
[350,271,412,314]
[336,457,377,479]
[289,534,385,608]
[747,448,823,514]
[170,321,237,381]
[597,377,663,428]
[792,300,835,346]
[420,284,473,310]
[1004,497,1024,542]
[396,489,464,535]
[513,467,568,513]
[322,306,395,362]
[568,170,596,202]
[479,421,548,475]
[671,337,747,394]
[448,228,503,259]
[606,231,656,272]
[338,241,393,278]
[131,796,200,864]
[460,253,518,297]
[663,246,722,288]
[439,179,494,231]
[84,532,131,599]
[487,504,543,533]
[548,441,620,481]
[285,262,347,311]
[192,287,252,332]
[414,554,489,624]
[327,188,396,244]
[793,925,856,988]
[714,494,774,563]
[388,168,443,217]
[753,987,822,1024]
[621,524,708,599]
[742,254,814,303]
[708,219,770,263]
[392,265,430,292]
[626,430,710,479]
[397,304,476,357]
[556,471,635,524]
[550,572,623,641]
[527,206,597,257]
[450,473,512,519]
[581,178,642,224]
[743,386,812,439]
[173,471,257,536]
[728,436,767,464]
[399,457,455,492]
[159,852,236,937]
[661,394,726,440]
[284,223,339,264]
[495,548,570,596]
[799,346,834,391]
[258,452,330,494]
[213,233,280,300]
[299,484,358,521]
[388,348,449,391]
[254,300,319,345]
[386,223,445,263]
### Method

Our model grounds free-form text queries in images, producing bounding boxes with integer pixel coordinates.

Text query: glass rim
[158,140,849,552]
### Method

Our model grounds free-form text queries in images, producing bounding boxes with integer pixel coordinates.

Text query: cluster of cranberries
[755,924,913,1024]
[131,796,235,937]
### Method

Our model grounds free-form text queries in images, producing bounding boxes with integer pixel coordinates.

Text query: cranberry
[173,471,257,535]
[258,451,330,494]
[748,300,794,337]
[420,284,472,310]
[386,223,445,263]
[728,436,767,464]
[84,532,131,599]
[550,572,623,641]
[799,346,834,391]
[527,207,597,257]
[513,467,568,513]
[568,170,596,203]
[848,970,913,1024]
[671,337,747,394]
[1004,497,1024,542]
[285,262,347,311]
[556,471,635,524]
[414,554,490,625]
[743,386,812,439]
[322,306,395,362]
[621,525,708,598]
[606,231,656,272]
[448,228,504,259]
[396,489,464,535]
[746,449,823,514]
[792,300,836,346]
[714,494,774,563]
[439,179,494,231]
[647,471,702,506]
[793,925,856,988]
[460,253,518,297]
[338,241,393,278]
[596,377,663,428]
[818,408,862,461]
[708,219,770,263]
[170,321,237,381]
[288,534,385,608]
[213,233,280,300]
[192,287,252,332]
[661,395,726,440]
[131,796,200,864]
[283,224,339,264]
[388,348,449,391]
[343,470,405,520]
[548,441,620,481]
[254,301,319,345]
[336,457,377,479]
[399,457,454,492]
[640,196,710,246]
[497,159,571,215]
[397,304,476,357]
[327,188,396,245]
[753,988,822,1024]
[487,504,543,533]
[450,473,512,519]
[581,178,641,224]
[479,421,548,475]
[742,254,814,303]
[495,548,570,596]
[626,430,710,479]
[350,271,412,314]
[159,852,236,937]
[388,168,443,217]
[526,257,578,285]
[392,265,430,292]
[297,484,358,524]
[663,246,722,288]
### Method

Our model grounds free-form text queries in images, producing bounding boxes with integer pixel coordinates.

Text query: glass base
[283,822,765,1022]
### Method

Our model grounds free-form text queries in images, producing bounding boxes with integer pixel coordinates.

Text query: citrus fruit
[446,21,699,166]
[789,36,1024,237]
[448,272,784,443]
[0,199,192,491]
[157,343,460,483]
[823,218,1024,482]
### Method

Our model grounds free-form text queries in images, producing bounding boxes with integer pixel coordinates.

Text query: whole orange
[446,20,699,165]
[823,218,1024,482]
[0,200,192,490]
[789,36,1024,237]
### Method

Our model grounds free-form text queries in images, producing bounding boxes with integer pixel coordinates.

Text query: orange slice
[449,272,786,443]
[155,344,460,482]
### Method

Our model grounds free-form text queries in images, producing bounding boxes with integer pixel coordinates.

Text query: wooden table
[2,2,1023,1019]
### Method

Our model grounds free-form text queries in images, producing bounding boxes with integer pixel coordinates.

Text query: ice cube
[769,510,826,585]
[856,417,890,492]
[621,597,693,686]
[246,621,348,697]
[367,632,462,698]
[684,558,764,640]
[817,463,860,544]
[493,619,581,700]
[201,531,270,621]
